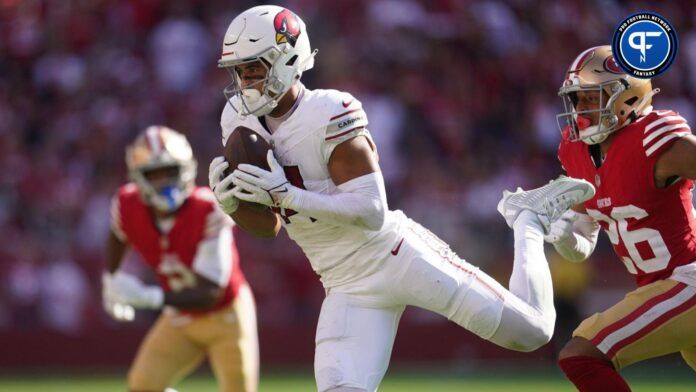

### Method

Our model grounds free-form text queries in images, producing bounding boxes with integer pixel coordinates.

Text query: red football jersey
[558,110,696,287]
[111,184,246,312]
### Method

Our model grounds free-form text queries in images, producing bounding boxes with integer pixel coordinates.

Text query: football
[223,126,271,210]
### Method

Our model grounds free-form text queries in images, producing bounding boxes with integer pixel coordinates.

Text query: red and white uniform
[559,110,696,287]
[221,87,558,391]
[111,184,246,312]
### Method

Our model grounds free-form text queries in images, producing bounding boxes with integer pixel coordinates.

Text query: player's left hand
[109,271,164,309]
[231,150,292,207]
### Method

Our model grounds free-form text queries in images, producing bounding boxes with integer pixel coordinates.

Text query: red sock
[558,356,631,392]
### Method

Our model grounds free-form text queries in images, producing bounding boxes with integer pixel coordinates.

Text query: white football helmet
[218,5,317,117]
[126,126,197,212]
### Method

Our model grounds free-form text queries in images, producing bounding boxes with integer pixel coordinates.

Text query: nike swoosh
[342,99,354,108]
[391,238,405,256]
[249,38,261,42]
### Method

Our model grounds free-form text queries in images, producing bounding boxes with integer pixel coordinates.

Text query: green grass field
[1,365,693,392]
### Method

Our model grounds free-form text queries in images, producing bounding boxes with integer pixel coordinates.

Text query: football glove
[543,210,577,244]
[109,271,164,309]
[102,273,135,322]
[231,150,293,207]
[209,156,240,214]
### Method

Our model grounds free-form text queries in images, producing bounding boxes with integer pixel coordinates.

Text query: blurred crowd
[1,0,695,338]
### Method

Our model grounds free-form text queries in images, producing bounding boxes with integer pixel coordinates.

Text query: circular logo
[612,12,678,78]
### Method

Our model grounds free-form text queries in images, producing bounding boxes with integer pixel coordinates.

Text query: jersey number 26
[587,205,671,274]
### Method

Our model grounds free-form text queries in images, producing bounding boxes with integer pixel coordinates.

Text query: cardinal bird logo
[273,9,301,47]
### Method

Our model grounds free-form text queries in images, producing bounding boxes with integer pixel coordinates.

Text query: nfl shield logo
[595,174,601,187]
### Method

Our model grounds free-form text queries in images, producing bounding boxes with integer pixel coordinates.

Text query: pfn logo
[612,12,677,78]
[628,31,662,63]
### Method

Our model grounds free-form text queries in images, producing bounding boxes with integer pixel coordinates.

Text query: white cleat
[497,175,595,232]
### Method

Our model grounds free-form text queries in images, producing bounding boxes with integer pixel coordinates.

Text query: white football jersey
[221,87,406,287]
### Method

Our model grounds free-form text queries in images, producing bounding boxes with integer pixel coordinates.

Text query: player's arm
[103,195,136,321]
[161,274,223,310]
[654,135,696,187]
[106,230,129,273]
[229,203,282,238]
[232,137,388,231]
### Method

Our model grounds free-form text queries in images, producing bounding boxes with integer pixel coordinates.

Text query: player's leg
[390,177,594,351]
[392,216,553,351]
[490,176,596,349]
[202,284,259,392]
[559,279,696,391]
[486,209,556,351]
[128,313,205,392]
[314,292,404,392]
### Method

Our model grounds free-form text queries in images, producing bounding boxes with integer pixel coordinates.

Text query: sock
[559,356,631,392]
[510,210,553,314]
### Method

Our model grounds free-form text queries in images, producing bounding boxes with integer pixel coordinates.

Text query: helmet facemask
[126,126,197,214]
[556,46,658,145]
[130,163,196,213]
[220,47,290,117]
[557,80,626,145]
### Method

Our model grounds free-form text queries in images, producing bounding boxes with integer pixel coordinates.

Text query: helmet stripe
[568,46,600,83]
[145,126,163,155]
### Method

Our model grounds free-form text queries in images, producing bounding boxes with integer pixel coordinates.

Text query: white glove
[109,271,164,309]
[209,156,240,214]
[231,150,293,208]
[102,273,135,322]
[543,210,577,244]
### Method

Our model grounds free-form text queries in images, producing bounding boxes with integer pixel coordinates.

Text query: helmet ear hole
[285,55,298,66]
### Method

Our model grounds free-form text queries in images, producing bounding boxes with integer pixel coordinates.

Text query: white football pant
[314,211,554,391]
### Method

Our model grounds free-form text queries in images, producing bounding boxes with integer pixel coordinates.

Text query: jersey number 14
[272,166,316,224]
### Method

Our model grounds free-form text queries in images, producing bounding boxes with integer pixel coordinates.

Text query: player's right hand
[209,156,240,214]
[102,272,135,322]
[543,210,576,243]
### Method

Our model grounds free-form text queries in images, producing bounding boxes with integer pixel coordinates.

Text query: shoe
[497,175,595,232]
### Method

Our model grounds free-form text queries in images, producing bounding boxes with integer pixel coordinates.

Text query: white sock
[510,210,554,313]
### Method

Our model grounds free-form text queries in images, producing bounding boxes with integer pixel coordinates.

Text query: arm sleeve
[192,207,233,287]
[281,171,388,231]
[552,211,600,262]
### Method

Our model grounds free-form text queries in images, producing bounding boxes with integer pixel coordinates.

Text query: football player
[546,46,696,391]
[208,5,595,392]
[103,126,259,392]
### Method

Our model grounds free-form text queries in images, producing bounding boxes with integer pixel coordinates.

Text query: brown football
[223,126,271,211]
